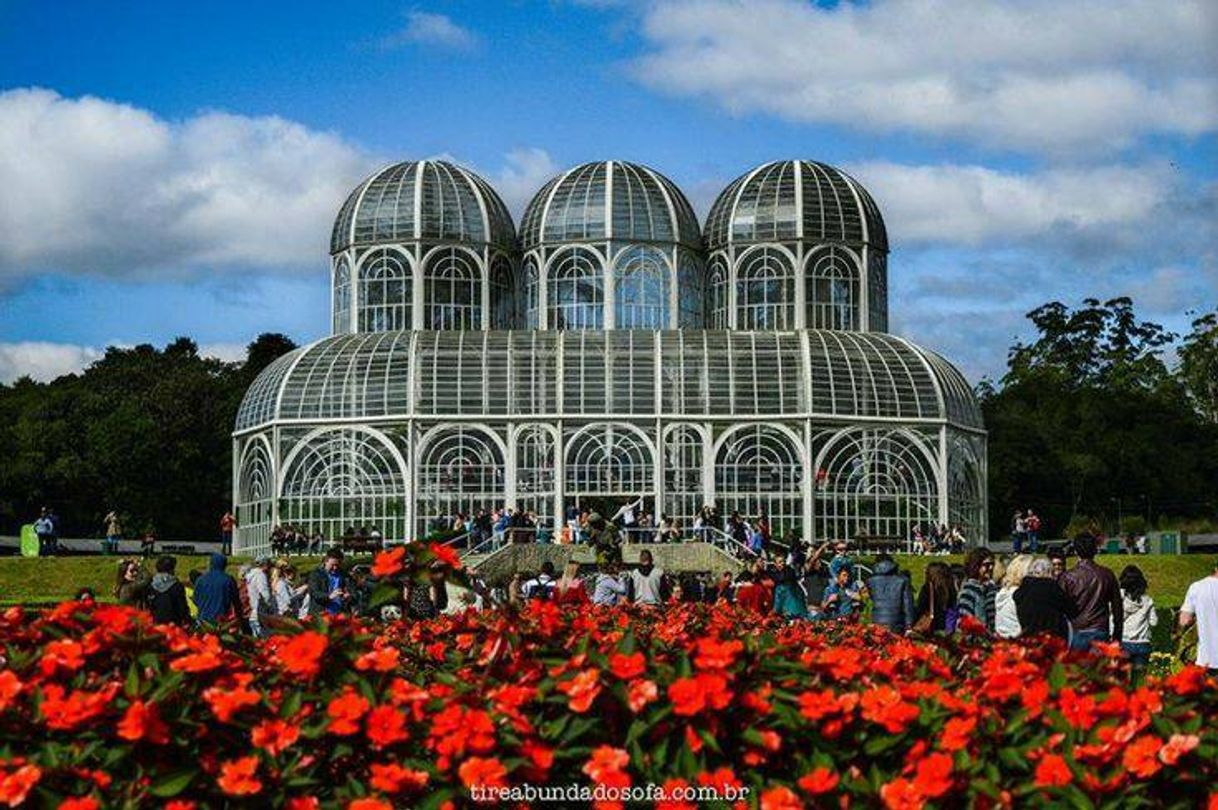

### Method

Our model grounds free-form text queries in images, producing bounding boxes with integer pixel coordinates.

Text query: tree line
[1,298,1215,542]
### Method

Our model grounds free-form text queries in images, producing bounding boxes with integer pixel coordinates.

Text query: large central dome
[520,160,701,251]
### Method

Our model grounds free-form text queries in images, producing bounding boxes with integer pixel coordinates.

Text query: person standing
[628,550,665,606]
[772,555,808,619]
[192,553,240,625]
[1025,509,1042,553]
[957,548,998,633]
[555,561,589,605]
[867,554,914,633]
[1014,558,1075,640]
[995,555,1034,639]
[307,548,349,617]
[1060,533,1122,651]
[219,511,237,555]
[244,557,273,637]
[1011,511,1025,553]
[1118,565,1157,677]
[147,556,191,627]
[104,510,122,555]
[1179,558,1218,673]
[524,561,558,601]
[34,508,55,556]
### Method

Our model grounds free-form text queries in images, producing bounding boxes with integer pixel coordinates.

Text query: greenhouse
[233,159,986,554]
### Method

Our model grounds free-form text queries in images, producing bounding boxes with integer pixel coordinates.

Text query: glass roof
[236,329,981,432]
[330,160,516,253]
[704,160,888,251]
[520,161,702,251]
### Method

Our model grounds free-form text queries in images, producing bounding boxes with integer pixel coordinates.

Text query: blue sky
[0,0,1214,382]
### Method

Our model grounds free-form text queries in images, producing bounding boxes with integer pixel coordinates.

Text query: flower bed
[0,600,1215,809]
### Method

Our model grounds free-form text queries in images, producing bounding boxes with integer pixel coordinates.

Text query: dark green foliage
[0,334,295,540]
[982,298,1218,540]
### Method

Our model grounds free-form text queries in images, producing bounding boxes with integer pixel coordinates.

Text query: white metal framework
[234,157,987,556]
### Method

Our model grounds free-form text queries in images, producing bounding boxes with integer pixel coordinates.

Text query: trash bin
[19,524,40,557]
[1105,538,1122,554]
[1157,532,1179,555]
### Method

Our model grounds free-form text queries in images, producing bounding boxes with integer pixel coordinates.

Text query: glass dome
[520,161,701,251]
[704,160,886,252]
[330,160,516,254]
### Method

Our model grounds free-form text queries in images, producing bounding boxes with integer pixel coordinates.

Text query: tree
[1179,310,1218,422]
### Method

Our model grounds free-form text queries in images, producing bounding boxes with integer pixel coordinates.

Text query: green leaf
[147,768,198,798]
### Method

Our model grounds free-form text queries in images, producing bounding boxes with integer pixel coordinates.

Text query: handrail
[440,530,472,548]
[702,525,754,558]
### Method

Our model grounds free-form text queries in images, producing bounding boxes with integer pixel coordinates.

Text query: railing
[439,530,472,548]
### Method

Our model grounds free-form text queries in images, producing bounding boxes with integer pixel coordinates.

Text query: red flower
[217,756,262,796]
[429,542,463,570]
[1034,754,1072,788]
[1159,733,1200,765]
[608,652,646,680]
[366,705,409,748]
[1165,665,1209,696]
[348,800,392,810]
[879,777,923,810]
[117,699,170,745]
[860,685,920,734]
[1057,688,1097,729]
[798,767,840,794]
[657,778,696,810]
[912,752,954,799]
[371,545,406,578]
[370,762,430,793]
[40,639,85,676]
[58,797,100,810]
[694,638,744,671]
[1122,735,1163,779]
[355,645,401,673]
[940,716,976,752]
[668,673,731,717]
[251,718,301,756]
[278,631,328,679]
[556,668,602,713]
[286,799,319,810]
[697,767,743,794]
[204,683,260,723]
[0,670,21,712]
[0,765,42,807]
[583,745,630,785]
[759,785,803,810]
[327,688,371,735]
[39,684,115,731]
[627,679,657,713]
[428,705,497,762]
[170,635,226,673]
[458,756,507,789]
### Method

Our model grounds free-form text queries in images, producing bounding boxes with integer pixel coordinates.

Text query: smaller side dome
[330,160,516,253]
[520,160,701,251]
[704,160,886,252]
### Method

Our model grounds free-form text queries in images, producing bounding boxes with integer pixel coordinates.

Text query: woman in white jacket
[1119,565,1157,679]
[995,554,1035,638]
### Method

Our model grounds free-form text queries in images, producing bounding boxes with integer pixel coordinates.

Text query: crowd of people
[81,528,1218,678]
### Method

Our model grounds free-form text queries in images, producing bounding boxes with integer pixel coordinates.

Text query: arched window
[332,259,351,334]
[948,437,983,541]
[715,425,803,539]
[489,255,515,330]
[417,426,504,535]
[358,248,412,332]
[523,258,540,329]
[548,248,603,330]
[677,252,705,329]
[869,251,888,332]
[280,428,408,542]
[236,439,274,555]
[614,245,670,329]
[736,248,794,330]
[708,255,729,329]
[806,246,858,330]
[814,428,938,545]
[663,425,704,529]
[515,426,556,525]
[423,247,482,330]
[565,423,654,502]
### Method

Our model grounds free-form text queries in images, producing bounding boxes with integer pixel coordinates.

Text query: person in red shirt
[555,561,590,605]
[219,511,237,555]
[735,561,773,614]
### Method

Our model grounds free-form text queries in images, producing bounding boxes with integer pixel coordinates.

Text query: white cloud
[0,88,377,285]
[382,11,480,51]
[0,342,104,383]
[481,148,562,219]
[630,0,1218,155]
[849,161,1177,247]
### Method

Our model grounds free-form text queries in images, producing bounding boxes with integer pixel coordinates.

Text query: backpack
[530,579,553,601]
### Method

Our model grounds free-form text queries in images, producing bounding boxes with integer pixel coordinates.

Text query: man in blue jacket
[192,553,240,625]
[867,554,915,633]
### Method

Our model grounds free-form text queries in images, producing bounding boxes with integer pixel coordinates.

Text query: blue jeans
[1070,628,1109,652]
[1122,641,1152,667]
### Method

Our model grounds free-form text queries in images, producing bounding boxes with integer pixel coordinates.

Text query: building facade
[233,159,986,554]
